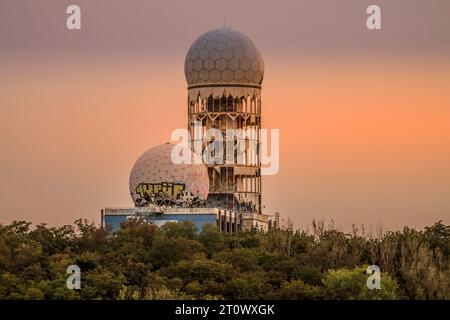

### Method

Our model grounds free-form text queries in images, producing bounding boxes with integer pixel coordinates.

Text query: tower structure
[102,27,277,233]
[185,27,264,214]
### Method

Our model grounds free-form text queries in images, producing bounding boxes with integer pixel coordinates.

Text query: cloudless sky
[1,0,450,231]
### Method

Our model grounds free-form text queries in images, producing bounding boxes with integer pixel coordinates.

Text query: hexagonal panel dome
[185,27,264,86]
[129,143,209,206]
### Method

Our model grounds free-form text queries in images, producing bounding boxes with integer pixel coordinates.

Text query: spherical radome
[185,28,264,86]
[129,143,209,206]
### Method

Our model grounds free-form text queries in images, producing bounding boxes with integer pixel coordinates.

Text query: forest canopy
[0,218,449,300]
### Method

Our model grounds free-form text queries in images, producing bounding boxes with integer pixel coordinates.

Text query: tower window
[207,96,213,112]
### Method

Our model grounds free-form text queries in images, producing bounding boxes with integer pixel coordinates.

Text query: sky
[1,0,450,231]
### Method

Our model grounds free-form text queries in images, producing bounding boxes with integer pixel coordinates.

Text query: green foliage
[270,280,322,300]
[322,267,399,300]
[0,219,448,299]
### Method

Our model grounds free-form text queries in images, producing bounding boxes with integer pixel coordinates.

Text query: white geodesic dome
[185,27,264,86]
[129,143,209,206]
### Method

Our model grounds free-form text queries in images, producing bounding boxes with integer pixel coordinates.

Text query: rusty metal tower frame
[185,28,264,214]
[187,87,262,214]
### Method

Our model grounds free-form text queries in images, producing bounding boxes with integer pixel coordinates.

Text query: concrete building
[102,27,278,232]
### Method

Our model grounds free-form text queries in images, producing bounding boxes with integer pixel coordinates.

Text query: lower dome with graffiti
[129,143,209,208]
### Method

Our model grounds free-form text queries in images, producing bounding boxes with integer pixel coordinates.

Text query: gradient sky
[1,0,450,231]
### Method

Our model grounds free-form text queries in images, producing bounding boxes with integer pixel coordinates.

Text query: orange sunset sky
[1,0,450,231]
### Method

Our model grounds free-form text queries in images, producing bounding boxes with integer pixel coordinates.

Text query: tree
[270,280,321,300]
[149,236,205,268]
[160,221,198,240]
[322,267,399,300]
[0,219,448,300]
[199,224,225,257]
